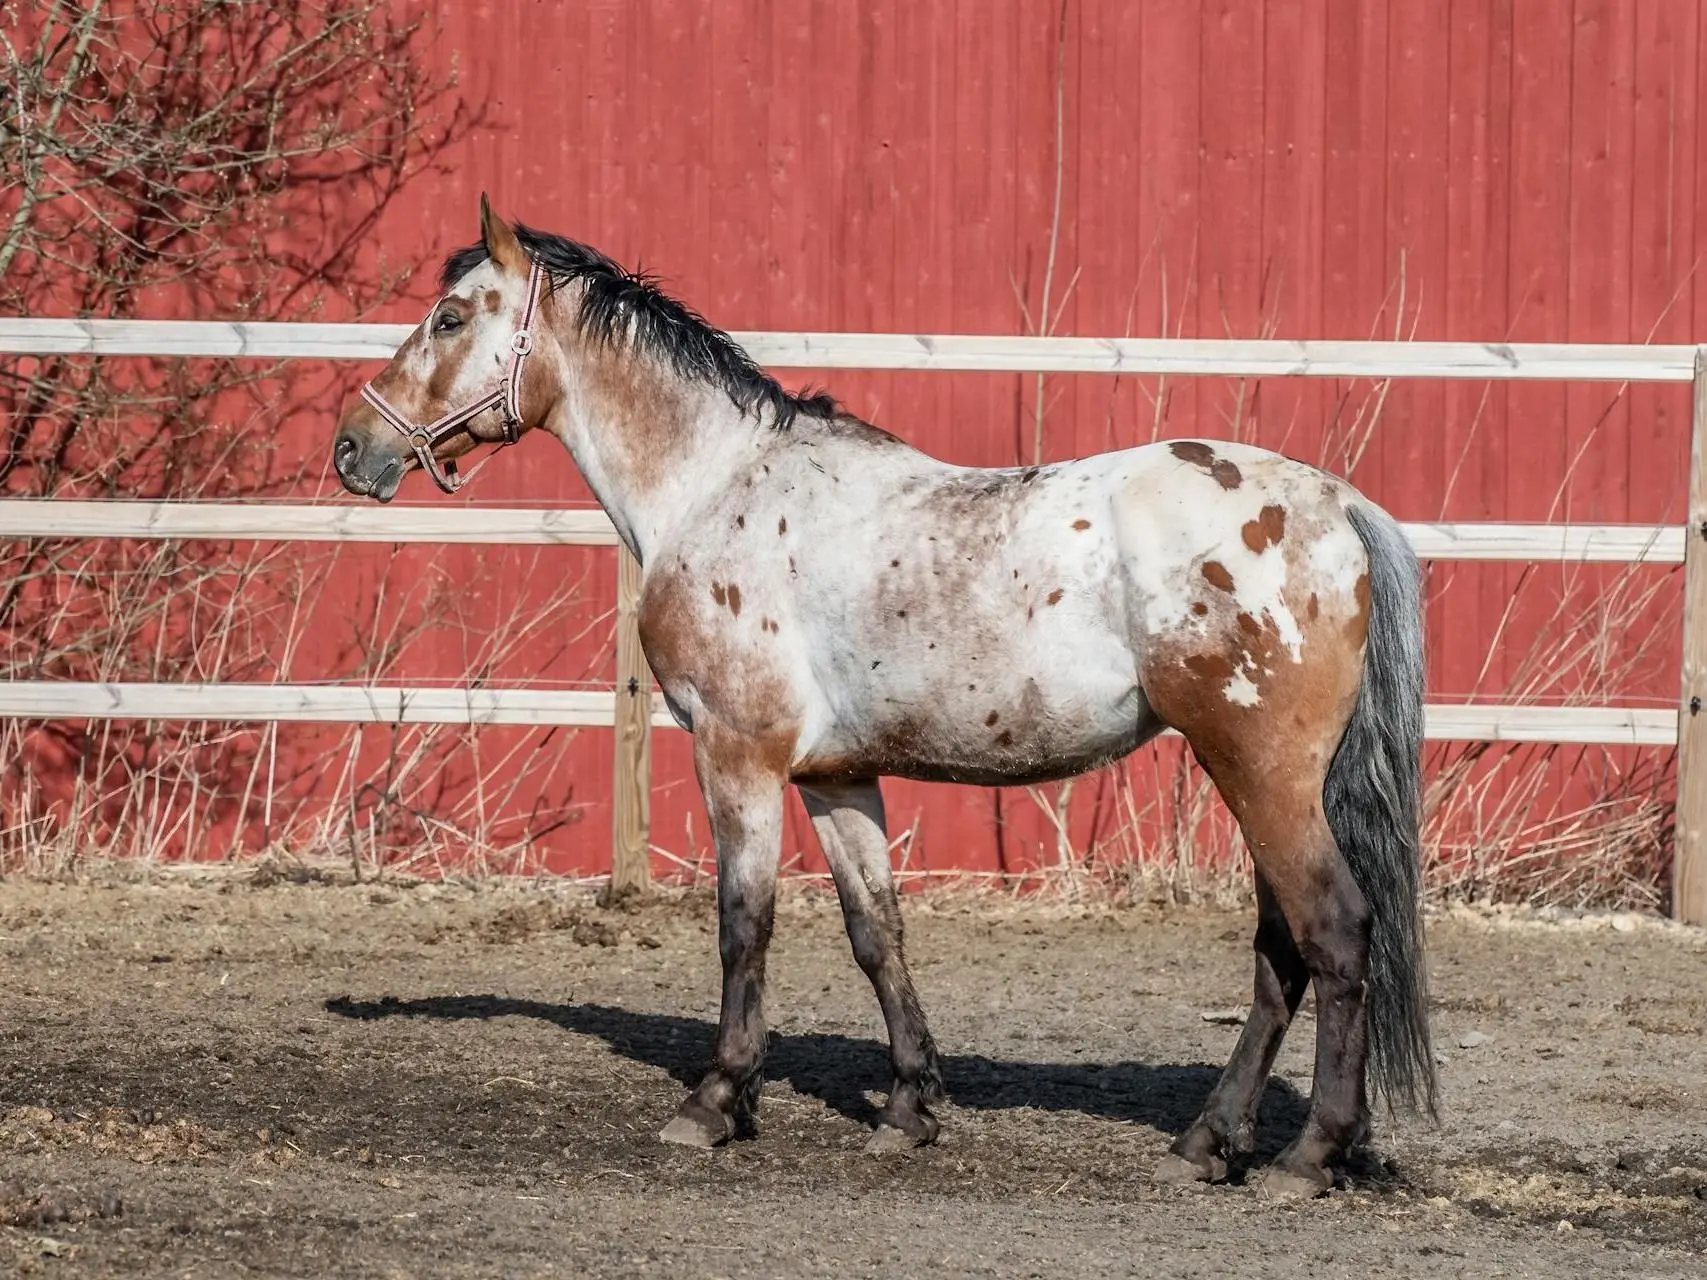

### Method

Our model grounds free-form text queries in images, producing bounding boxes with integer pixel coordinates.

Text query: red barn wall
[267,0,1703,876]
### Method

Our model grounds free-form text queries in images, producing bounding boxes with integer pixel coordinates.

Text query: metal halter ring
[510,330,534,356]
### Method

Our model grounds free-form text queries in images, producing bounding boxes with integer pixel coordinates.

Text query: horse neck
[541,340,760,565]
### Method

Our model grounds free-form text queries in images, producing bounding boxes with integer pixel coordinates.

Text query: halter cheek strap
[359,261,546,494]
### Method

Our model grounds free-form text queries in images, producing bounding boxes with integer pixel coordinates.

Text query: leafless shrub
[0,1,530,871]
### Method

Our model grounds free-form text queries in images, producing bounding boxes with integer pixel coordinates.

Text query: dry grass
[0,537,604,882]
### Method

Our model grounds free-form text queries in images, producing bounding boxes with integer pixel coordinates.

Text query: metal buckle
[510,330,534,356]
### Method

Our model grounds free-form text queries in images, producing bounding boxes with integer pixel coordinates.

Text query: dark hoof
[1152,1151,1226,1186]
[865,1124,931,1155]
[660,1105,733,1149]
[1259,1164,1333,1201]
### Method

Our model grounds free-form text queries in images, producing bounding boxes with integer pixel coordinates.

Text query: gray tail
[1323,504,1437,1118]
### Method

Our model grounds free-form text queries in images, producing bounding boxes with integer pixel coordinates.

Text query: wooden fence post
[1675,346,1707,926]
[611,545,652,897]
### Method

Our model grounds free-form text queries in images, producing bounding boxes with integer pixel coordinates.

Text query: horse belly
[796,627,1160,786]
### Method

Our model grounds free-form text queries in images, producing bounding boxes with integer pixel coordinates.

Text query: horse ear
[479,193,526,274]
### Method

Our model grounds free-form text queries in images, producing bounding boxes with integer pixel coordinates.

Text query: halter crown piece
[358,261,546,494]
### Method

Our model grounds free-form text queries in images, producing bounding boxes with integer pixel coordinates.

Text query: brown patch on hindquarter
[1170,440,1243,490]
[1072,518,1091,531]
[1210,458,1243,490]
[1241,504,1287,553]
[1350,574,1371,643]
[1183,652,1236,684]
[1201,561,1235,592]
[1171,441,1216,467]
[1141,532,1370,886]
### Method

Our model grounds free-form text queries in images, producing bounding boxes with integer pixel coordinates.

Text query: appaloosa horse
[333,198,1436,1198]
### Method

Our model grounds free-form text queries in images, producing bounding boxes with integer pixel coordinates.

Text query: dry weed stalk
[974,223,1679,908]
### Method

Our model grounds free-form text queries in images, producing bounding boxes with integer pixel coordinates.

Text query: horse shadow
[324,993,1311,1148]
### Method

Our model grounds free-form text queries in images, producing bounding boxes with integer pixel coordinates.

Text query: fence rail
[1,319,1703,922]
[0,319,1697,381]
[0,500,1685,563]
[0,681,1675,746]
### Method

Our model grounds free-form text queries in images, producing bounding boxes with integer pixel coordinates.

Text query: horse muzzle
[333,412,408,503]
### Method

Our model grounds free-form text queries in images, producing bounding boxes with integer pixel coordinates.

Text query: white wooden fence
[1,323,1703,922]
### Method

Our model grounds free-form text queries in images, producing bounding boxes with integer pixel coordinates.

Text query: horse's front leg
[660,729,787,1148]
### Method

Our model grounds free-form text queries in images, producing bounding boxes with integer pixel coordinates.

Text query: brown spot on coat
[985,711,1000,726]
[710,582,727,607]
[1170,441,1216,467]
[1072,518,1091,530]
[1201,561,1235,592]
[1307,592,1319,620]
[1183,652,1236,684]
[1169,440,1242,489]
[996,730,1014,747]
[1348,573,1372,643]
[777,516,787,535]
[726,584,742,617]
[1241,504,1287,553]
[1236,611,1262,637]
[736,514,745,529]
[1046,589,1064,606]
[1192,601,1209,617]
[1210,459,1243,489]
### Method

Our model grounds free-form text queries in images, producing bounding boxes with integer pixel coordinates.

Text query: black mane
[441,228,840,430]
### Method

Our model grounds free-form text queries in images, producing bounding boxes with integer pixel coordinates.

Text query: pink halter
[359,261,546,493]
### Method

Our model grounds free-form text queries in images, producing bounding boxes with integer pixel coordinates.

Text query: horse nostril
[334,434,359,473]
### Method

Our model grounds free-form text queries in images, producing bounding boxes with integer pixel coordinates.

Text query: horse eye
[433,309,464,335]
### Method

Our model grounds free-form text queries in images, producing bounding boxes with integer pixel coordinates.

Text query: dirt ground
[0,870,1703,1279]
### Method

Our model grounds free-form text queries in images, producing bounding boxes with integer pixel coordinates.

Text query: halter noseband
[358,261,546,494]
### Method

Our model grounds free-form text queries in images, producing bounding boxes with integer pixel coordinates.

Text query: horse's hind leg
[1140,587,1374,1195]
[798,780,944,1151]
[1154,872,1308,1184]
[1165,760,1373,1198]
